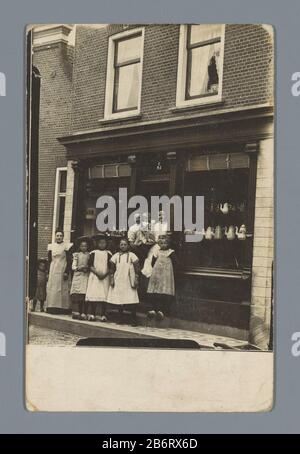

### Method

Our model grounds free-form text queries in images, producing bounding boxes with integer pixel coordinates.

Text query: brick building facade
[32,25,74,256]
[33,24,274,348]
[70,24,272,130]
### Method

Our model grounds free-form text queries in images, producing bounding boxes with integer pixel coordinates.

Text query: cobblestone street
[29,325,84,346]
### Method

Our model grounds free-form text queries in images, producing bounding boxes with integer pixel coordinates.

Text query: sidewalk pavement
[28,311,256,350]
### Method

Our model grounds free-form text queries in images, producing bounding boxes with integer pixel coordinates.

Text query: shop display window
[83,175,130,238]
[180,153,251,270]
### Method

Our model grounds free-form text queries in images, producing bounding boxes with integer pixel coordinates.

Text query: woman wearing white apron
[46,229,73,314]
[108,238,140,326]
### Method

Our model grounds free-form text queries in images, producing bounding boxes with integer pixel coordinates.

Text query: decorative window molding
[176,24,225,109]
[89,163,131,179]
[52,167,67,242]
[186,153,250,172]
[104,27,145,121]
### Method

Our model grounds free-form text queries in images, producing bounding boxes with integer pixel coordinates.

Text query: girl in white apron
[46,229,73,314]
[108,238,140,326]
[147,235,178,321]
[85,235,112,321]
[70,238,90,320]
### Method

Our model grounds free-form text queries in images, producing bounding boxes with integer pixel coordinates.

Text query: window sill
[170,99,225,113]
[99,113,142,125]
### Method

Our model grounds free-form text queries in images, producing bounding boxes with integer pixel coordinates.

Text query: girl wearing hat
[85,235,112,322]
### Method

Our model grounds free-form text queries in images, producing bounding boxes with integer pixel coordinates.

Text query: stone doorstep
[28,312,157,340]
[136,311,249,341]
[28,312,250,348]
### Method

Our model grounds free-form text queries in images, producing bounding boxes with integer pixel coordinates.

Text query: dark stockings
[88,302,106,317]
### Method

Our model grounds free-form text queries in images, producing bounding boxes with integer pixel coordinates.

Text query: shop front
[59,105,273,340]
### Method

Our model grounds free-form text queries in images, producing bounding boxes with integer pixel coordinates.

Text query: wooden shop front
[59,105,273,338]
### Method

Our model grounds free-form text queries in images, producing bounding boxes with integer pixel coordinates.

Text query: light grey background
[0,0,297,434]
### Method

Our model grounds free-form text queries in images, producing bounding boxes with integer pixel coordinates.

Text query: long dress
[85,250,111,303]
[107,252,139,305]
[46,242,73,311]
[147,249,175,296]
[70,251,90,299]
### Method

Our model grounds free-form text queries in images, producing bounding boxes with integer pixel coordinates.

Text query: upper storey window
[176,24,225,108]
[104,28,144,120]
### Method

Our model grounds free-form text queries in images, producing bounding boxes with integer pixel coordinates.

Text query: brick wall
[70,24,273,132]
[33,42,73,257]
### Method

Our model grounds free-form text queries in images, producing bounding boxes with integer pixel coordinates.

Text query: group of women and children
[32,213,178,327]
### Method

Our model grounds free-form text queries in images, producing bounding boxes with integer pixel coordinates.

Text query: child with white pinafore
[70,238,90,320]
[107,238,140,326]
[85,235,112,322]
[147,235,178,321]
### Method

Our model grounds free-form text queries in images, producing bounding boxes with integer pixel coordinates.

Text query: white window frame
[52,167,67,242]
[104,27,145,121]
[176,24,225,109]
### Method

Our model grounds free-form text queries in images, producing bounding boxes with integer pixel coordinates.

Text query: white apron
[70,251,90,295]
[141,243,160,278]
[85,250,111,302]
[107,252,139,305]
[147,249,175,296]
[46,242,72,310]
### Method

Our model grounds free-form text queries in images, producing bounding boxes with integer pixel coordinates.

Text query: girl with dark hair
[70,237,90,320]
[107,237,140,326]
[147,235,178,321]
[31,258,48,312]
[85,235,111,322]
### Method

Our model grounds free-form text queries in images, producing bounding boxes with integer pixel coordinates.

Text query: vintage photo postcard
[26,24,274,412]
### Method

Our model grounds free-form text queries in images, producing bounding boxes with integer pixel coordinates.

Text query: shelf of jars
[178,199,253,271]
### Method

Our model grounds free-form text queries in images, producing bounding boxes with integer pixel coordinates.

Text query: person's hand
[132,276,139,289]
[63,272,68,281]
[110,276,115,287]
